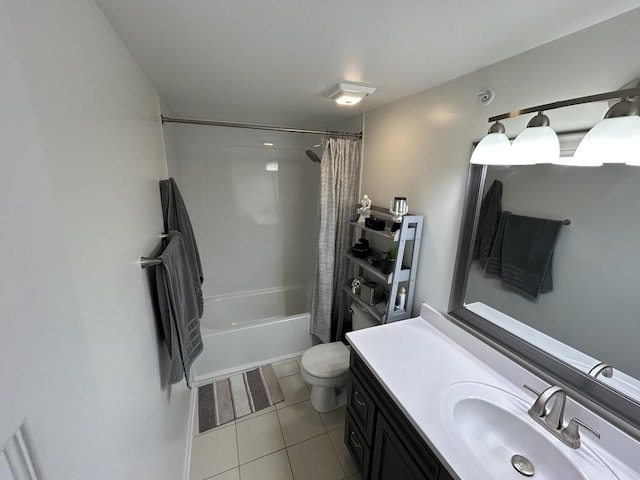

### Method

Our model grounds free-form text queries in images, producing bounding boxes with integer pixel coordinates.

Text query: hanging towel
[156,231,204,385]
[473,179,503,268]
[160,178,203,318]
[485,211,509,277]
[486,212,562,298]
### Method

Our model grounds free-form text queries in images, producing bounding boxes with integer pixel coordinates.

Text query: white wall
[1,1,190,479]
[361,8,640,317]
[168,125,321,300]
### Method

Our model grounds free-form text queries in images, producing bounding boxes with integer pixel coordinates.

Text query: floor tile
[235,404,276,424]
[320,406,346,432]
[236,410,285,464]
[189,424,238,480]
[328,426,358,477]
[239,449,293,480]
[209,468,240,480]
[272,359,300,378]
[287,434,345,480]
[277,400,326,446]
[346,474,362,480]
[276,374,310,409]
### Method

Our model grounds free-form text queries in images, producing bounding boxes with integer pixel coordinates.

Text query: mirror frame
[447,162,640,436]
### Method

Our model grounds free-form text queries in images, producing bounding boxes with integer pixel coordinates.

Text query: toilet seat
[301,342,349,379]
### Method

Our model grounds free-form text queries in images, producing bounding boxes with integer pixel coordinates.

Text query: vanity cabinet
[338,205,423,337]
[345,350,455,480]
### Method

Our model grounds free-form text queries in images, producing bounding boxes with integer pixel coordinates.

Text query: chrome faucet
[523,384,600,449]
[588,362,613,379]
[524,384,566,429]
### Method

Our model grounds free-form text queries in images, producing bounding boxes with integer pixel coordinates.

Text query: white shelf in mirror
[466,302,640,403]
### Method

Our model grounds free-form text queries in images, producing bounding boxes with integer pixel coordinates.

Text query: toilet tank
[351,303,378,330]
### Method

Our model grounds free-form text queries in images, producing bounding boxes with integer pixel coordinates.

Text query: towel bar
[140,257,162,269]
[139,233,169,269]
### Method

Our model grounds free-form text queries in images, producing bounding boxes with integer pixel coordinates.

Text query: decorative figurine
[351,277,362,295]
[358,194,372,224]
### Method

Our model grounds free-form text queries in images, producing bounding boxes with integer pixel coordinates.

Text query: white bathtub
[193,286,313,381]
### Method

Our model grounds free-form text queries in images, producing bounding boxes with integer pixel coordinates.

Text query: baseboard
[193,350,306,387]
[182,383,197,480]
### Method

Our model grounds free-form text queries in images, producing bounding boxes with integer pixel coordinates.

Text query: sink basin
[440,382,619,480]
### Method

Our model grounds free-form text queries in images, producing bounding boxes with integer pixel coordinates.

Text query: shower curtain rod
[161,115,363,140]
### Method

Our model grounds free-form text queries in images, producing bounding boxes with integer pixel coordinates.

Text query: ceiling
[95,0,640,129]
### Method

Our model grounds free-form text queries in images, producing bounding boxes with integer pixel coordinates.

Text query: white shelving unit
[337,205,423,338]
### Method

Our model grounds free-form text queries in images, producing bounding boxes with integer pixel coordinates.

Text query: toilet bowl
[301,303,377,412]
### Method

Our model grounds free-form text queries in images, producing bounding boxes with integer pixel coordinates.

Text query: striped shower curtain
[310,137,360,343]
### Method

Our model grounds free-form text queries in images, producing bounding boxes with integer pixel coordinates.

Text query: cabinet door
[347,372,377,441]
[370,414,438,480]
[345,411,371,479]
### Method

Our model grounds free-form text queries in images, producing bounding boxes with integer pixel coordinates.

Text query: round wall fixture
[477,87,496,105]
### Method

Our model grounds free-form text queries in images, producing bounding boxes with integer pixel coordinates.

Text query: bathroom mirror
[448,134,640,434]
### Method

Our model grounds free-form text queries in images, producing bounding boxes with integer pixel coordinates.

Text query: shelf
[337,205,423,337]
[345,250,410,284]
[342,285,386,323]
[350,217,419,242]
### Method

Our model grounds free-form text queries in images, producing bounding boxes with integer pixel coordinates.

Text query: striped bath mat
[197,364,285,433]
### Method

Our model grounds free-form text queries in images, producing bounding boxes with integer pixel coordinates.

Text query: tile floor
[190,357,362,480]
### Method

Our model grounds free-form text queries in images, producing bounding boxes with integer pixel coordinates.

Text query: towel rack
[140,233,169,269]
[140,257,162,269]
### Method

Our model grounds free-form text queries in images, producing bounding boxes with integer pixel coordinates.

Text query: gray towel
[486,212,562,298]
[160,178,203,318]
[473,179,503,268]
[156,231,204,385]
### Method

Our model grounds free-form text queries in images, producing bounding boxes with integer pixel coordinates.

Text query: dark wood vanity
[345,350,455,480]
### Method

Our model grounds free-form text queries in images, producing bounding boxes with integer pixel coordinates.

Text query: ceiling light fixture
[472,80,640,167]
[326,82,376,106]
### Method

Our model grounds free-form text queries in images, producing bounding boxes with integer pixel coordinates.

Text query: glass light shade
[573,116,640,166]
[511,126,559,165]
[469,132,511,165]
[335,93,366,105]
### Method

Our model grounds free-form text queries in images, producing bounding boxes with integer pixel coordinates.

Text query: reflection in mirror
[448,133,640,434]
[466,162,640,393]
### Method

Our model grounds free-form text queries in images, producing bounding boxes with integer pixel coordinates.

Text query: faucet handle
[561,418,601,448]
[523,384,541,396]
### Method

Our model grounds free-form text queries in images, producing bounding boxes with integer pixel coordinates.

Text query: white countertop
[346,303,640,480]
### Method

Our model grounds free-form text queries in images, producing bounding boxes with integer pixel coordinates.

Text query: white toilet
[301,303,377,412]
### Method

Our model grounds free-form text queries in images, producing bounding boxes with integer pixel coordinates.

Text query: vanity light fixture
[326,82,377,106]
[472,81,640,167]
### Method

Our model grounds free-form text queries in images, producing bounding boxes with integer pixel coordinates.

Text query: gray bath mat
[197,364,285,433]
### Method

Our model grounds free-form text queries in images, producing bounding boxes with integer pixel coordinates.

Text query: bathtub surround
[311,137,361,342]
[197,364,284,433]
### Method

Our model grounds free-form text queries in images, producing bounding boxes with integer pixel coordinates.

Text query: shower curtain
[310,137,361,343]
